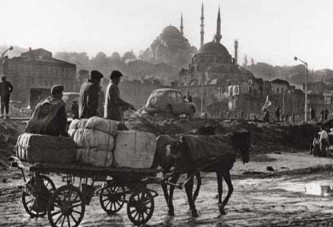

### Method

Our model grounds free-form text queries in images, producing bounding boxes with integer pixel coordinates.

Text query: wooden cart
[11,157,162,227]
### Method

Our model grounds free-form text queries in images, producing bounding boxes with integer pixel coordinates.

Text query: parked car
[143,88,196,118]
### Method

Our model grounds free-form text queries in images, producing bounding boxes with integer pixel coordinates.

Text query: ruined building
[3,48,77,104]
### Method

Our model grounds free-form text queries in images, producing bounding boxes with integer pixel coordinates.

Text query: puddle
[281,181,333,196]
[305,184,333,196]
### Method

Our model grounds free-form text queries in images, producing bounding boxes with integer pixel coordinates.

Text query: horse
[162,130,251,217]
[152,135,201,216]
[152,125,217,216]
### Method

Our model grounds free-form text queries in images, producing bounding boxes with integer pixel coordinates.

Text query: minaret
[234,40,238,65]
[200,3,205,48]
[180,13,184,36]
[214,6,222,43]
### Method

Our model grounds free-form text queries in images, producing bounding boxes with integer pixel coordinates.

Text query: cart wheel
[127,188,154,226]
[22,175,55,217]
[99,185,125,215]
[47,185,85,227]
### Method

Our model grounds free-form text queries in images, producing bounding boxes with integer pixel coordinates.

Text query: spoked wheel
[47,185,85,227]
[22,175,56,217]
[99,185,125,214]
[127,188,154,226]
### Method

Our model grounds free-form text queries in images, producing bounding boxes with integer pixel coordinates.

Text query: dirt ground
[0,117,331,226]
[2,152,333,227]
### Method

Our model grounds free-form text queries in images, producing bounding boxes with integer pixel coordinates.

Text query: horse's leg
[185,172,198,217]
[193,171,201,202]
[216,172,225,215]
[161,180,169,205]
[220,170,233,215]
[168,173,180,216]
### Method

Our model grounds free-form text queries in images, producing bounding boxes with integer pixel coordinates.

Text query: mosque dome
[141,24,195,69]
[161,25,182,37]
[198,41,232,64]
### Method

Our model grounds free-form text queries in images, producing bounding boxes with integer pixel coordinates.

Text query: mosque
[179,4,254,87]
[141,4,307,119]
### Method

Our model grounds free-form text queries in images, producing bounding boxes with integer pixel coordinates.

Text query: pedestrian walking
[324,108,329,121]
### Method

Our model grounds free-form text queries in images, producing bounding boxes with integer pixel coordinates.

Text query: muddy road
[2,153,333,226]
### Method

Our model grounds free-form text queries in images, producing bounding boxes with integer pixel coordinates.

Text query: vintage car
[143,88,196,118]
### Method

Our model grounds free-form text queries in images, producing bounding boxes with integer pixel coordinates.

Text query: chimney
[234,40,238,65]
[29,47,32,52]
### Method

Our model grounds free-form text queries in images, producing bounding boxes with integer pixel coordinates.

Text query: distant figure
[324,108,329,121]
[0,76,14,119]
[275,106,282,122]
[311,133,320,156]
[104,70,135,122]
[321,109,325,122]
[70,101,79,119]
[319,126,329,157]
[79,70,103,119]
[263,109,270,122]
[310,107,316,121]
[25,85,68,137]
[185,92,193,102]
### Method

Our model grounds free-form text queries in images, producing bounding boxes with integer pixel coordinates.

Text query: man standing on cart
[79,70,103,119]
[104,70,135,122]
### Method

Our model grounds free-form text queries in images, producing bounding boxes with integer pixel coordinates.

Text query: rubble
[0,119,26,166]
[0,115,320,169]
[127,113,319,153]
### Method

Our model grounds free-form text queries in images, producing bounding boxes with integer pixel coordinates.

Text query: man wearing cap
[104,70,135,121]
[0,76,13,119]
[79,70,103,119]
[26,85,68,136]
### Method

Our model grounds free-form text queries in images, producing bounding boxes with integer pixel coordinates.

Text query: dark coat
[25,96,68,137]
[0,81,13,99]
[104,82,129,121]
[79,80,100,119]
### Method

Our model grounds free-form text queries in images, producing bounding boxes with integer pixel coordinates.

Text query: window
[175,92,183,103]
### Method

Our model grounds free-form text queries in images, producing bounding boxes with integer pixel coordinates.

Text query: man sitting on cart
[25,85,68,137]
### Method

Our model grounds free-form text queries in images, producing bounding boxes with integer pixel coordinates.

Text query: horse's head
[231,130,251,164]
[165,137,192,173]
[153,135,180,172]
[166,140,182,162]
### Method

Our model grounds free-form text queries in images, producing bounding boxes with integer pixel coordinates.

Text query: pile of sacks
[68,117,157,168]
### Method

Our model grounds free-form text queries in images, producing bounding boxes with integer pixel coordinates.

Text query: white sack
[113,130,156,168]
[76,148,113,167]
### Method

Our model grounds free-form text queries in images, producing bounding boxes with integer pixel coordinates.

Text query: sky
[1,0,332,69]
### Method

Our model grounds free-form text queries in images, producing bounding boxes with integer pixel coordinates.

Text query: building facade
[3,48,77,104]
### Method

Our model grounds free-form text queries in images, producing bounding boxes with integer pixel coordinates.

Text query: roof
[63,92,80,95]
[271,79,289,86]
[8,56,76,67]
[153,88,181,93]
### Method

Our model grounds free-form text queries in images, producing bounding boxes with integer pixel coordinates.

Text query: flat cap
[110,70,123,79]
[91,70,104,80]
[51,85,64,95]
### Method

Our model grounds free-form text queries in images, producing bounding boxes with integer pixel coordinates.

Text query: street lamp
[1,46,13,58]
[294,56,308,122]
[1,46,13,76]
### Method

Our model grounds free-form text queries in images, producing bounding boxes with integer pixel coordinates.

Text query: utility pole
[294,56,308,123]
